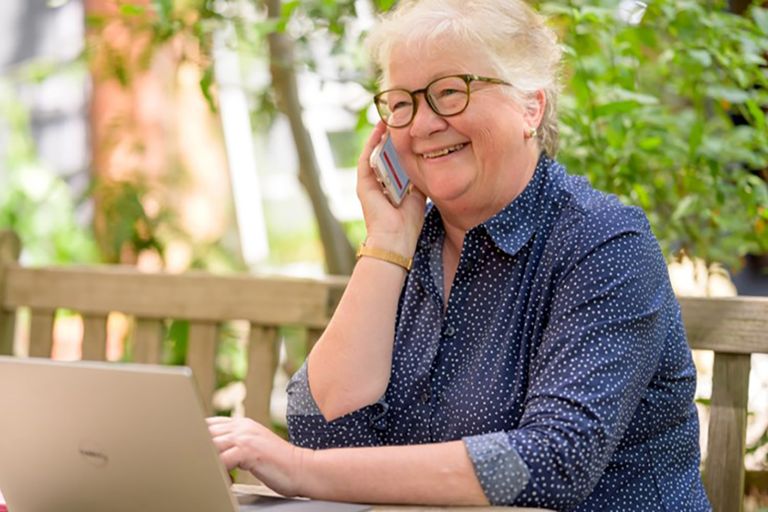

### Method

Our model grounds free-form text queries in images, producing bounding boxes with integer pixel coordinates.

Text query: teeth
[422,143,465,159]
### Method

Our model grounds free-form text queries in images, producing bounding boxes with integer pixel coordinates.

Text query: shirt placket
[427,229,484,442]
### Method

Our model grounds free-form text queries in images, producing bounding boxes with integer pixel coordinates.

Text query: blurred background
[1,0,767,506]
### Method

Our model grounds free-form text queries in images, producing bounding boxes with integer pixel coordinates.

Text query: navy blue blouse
[286,155,711,511]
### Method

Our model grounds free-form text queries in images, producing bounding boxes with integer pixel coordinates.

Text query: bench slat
[0,310,15,356]
[186,321,219,416]
[81,314,108,361]
[704,352,750,512]
[680,296,768,354]
[0,231,20,355]
[29,309,55,358]
[132,318,165,364]
[4,266,346,327]
[244,325,280,426]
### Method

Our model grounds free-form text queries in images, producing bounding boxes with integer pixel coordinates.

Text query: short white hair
[366,0,562,156]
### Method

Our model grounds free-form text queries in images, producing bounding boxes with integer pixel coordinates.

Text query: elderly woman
[208,0,711,509]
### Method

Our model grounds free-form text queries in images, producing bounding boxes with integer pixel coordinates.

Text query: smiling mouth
[421,143,467,159]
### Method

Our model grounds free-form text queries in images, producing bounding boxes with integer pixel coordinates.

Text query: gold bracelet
[356,243,412,272]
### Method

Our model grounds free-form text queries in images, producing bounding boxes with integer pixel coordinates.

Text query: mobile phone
[369,134,410,207]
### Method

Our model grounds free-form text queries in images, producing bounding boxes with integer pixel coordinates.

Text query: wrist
[293,446,315,498]
[361,233,416,260]
[357,241,413,272]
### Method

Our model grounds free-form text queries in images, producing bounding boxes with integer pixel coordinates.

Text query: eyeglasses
[373,74,512,128]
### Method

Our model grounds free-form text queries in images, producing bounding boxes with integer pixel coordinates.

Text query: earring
[525,127,538,139]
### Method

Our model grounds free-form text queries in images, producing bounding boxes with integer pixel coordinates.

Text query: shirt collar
[482,153,554,257]
[415,153,556,262]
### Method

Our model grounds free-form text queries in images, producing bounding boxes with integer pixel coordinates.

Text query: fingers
[358,122,388,175]
[208,418,255,472]
[218,446,244,472]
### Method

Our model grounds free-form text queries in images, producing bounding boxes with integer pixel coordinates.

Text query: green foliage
[19,0,768,273]
[0,79,99,265]
[90,177,168,263]
[97,0,768,272]
[539,0,768,269]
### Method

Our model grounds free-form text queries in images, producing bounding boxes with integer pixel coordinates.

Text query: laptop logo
[78,441,109,468]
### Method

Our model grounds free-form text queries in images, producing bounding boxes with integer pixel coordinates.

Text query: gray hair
[366,0,562,156]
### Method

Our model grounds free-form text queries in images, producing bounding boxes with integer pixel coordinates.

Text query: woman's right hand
[207,416,310,498]
[357,122,426,256]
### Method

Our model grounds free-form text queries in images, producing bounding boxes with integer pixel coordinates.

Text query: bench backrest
[0,230,347,428]
[1,229,766,511]
[680,296,768,511]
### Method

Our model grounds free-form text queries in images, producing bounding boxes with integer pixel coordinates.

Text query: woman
[208,0,711,509]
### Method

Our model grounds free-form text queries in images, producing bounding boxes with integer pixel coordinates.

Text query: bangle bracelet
[356,243,412,272]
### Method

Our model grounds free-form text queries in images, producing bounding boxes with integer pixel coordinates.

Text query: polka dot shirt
[286,155,711,511]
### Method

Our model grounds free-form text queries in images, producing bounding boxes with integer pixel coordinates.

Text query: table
[0,485,553,512]
[234,484,555,511]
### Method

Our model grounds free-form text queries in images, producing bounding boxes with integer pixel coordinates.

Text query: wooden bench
[0,230,347,427]
[1,229,766,511]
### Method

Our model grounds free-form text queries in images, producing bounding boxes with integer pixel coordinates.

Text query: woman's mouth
[421,143,467,159]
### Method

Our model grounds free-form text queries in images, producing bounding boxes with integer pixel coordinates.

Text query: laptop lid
[0,356,241,512]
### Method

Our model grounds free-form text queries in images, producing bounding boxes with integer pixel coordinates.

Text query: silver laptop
[0,356,370,512]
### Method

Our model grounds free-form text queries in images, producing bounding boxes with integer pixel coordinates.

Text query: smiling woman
[207,1,712,509]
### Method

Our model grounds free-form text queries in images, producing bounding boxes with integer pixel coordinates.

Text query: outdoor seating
[1,228,767,512]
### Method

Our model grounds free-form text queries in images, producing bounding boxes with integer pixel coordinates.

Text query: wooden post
[704,352,751,512]
[186,320,220,415]
[244,325,279,426]
[0,230,21,355]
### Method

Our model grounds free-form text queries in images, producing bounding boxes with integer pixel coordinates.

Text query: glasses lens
[376,90,414,127]
[427,76,469,116]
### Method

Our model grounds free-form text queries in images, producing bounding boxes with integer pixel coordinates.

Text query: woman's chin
[424,184,472,208]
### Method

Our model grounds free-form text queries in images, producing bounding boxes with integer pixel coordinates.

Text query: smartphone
[369,134,410,207]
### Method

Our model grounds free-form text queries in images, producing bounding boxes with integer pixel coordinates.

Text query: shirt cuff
[463,431,530,505]
[285,361,388,449]
[286,361,323,416]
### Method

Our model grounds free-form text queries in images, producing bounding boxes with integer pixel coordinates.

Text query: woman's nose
[409,96,448,138]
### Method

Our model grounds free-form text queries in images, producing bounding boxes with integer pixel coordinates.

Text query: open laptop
[0,356,370,512]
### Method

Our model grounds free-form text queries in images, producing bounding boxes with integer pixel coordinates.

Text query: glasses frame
[373,74,512,128]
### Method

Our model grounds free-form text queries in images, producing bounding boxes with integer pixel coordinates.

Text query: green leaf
[632,184,651,210]
[706,85,751,104]
[594,100,641,117]
[688,121,704,161]
[672,194,697,223]
[151,0,173,23]
[118,3,145,17]
[638,137,663,150]
[688,49,712,67]
[199,66,217,113]
[280,0,300,21]
[612,88,659,105]
[751,6,768,35]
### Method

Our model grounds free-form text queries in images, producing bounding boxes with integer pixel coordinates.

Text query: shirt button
[443,325,456,337]
[420,391,430,404]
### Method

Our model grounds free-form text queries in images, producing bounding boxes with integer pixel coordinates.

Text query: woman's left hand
[207,416,311,498]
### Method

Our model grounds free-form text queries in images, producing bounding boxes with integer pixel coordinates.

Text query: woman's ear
[524,89,547,129]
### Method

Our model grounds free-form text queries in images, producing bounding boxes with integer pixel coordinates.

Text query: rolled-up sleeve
[286,362,386,449]
[463,431,531,504]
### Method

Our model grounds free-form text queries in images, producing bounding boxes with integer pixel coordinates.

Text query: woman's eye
[435,88,461,98]
[391,100,412,111]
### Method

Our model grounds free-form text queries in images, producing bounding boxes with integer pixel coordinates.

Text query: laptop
[0,356,370,512]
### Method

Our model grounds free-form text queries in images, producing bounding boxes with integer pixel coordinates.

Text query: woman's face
[384,40,543,222]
